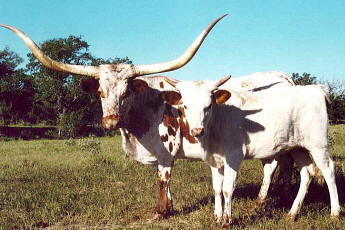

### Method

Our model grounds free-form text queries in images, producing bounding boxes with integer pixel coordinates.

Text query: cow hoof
[213,214,222,223]
[150,212,165,220]
[221,215,232,229]
[286,213,297,221]
[330,215,339,221]
[221,221,231,229]
[249,198,264,212]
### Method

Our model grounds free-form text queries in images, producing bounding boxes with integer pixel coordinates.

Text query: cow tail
[318,84,331,104]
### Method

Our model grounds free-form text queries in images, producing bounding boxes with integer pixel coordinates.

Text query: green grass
[0,126,344,229]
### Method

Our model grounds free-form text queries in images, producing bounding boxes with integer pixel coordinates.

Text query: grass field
[0,125,344,229]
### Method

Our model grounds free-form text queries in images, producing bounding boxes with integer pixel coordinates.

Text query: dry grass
[0,126,344,229]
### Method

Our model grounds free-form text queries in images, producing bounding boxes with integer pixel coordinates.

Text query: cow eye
[184,105,187,109]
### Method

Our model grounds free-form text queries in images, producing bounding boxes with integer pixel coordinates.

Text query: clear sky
[1,0,344,81]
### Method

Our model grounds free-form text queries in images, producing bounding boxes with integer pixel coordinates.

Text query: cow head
[162,76,231,137]
[80,64,150,129]
[1,15,227,129]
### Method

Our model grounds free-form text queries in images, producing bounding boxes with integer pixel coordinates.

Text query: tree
[26,36,94,125]
[26,35,132,137]
[0,47,35,125]
[326,80,345,124]
[291,72,317,85]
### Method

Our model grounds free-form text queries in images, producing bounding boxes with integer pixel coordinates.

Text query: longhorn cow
[1,16,296,220]
[161,77,340,226]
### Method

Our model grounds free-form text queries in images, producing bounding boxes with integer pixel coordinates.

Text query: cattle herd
[1,14,340,227]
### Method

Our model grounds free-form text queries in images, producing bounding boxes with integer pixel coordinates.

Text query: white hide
[173,81,340,223]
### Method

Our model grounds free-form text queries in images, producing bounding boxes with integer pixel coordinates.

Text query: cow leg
[155,160,174,218]
[309,148,340,217]
[288,165,312,219]
[210,166,224,222]
[222,163,238,226]
[255,158,278,207]
[276,154,294,202]
[288,151,315,219]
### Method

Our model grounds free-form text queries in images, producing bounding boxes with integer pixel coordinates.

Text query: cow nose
[102,115,120,129]
[191,128,204,137]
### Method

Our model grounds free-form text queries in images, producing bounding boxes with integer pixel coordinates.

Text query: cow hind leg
[288,151,314,219]
[210,166,224,222]
[309,149,340,217]
[277,154,294,202]
[288,166,312,220]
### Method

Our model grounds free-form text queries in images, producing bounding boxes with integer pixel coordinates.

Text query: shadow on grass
[231,170,345,227]
[332,155,345,161]
[173,170,345,226]
[171,195,213,216]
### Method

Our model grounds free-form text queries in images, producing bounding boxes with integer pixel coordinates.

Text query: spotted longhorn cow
[162,77,340,226]
[1,16,295,220]
[0,15,227,218]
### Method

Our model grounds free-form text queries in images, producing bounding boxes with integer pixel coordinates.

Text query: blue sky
[1,0,344,81]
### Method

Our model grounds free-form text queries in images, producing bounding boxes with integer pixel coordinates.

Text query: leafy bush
[57,112,85,138]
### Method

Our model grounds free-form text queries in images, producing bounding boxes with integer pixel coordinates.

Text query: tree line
[1,35,345,137]
[0,35,131,137]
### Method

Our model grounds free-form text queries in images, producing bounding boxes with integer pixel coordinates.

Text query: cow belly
[245,127,300,159]
[176,139,208,160]
[176,139,224,168]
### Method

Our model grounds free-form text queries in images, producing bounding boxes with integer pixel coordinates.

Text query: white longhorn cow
[162,77,340,225]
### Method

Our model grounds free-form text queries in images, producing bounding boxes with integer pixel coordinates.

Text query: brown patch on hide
[157,179,172,215]
[130,79,148,94]
[161,91,182,105]
[159,81,164,88]
[178,106,185,118]
[223,191,230,198]
[169,142,173,152]
[101,114,120,129]
[165,171,171,180]
[162,104,179,130]
[167,126,176,137]
[160,134,168,142]
[126,107,150,138]
[146,95,163,113]
[178,107,197,144]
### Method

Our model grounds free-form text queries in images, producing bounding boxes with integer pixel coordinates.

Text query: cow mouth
[102,114,122,129]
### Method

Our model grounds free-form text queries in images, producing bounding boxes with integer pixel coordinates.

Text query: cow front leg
[222,163,238,227]
[210,166,224,222]
[155,163,173,218]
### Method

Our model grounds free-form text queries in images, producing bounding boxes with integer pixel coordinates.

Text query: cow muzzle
[191,128,204,137]
[102,114,121,129]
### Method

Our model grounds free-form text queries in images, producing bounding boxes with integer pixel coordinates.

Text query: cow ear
[213,90,231,104]
[161,91,182,105]
[130,79,149,94]
[80,78,99,94]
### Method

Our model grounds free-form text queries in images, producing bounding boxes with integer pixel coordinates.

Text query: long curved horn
[215,75,232,88]
[134,14,228,76]
[164,76,180,88]
[0,24,100,78]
